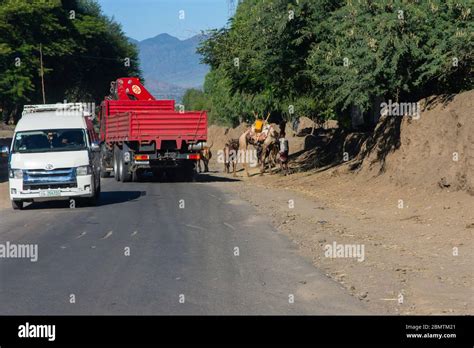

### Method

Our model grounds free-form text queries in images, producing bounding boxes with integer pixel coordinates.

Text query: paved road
[0,176,368,314]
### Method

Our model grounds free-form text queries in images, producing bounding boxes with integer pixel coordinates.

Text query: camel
[238,112,279,177]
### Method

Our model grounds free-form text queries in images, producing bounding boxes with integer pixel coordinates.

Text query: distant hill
[130,33,209,102]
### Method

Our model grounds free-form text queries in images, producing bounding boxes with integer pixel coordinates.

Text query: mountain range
[130,33,209,102]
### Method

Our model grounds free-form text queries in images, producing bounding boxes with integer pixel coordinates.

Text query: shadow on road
[98,190,143,206]
[22,190,143,210]
[131,171,240,183]
[195,173,240,183]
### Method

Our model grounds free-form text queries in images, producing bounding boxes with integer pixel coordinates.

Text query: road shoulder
[209,167,473,315]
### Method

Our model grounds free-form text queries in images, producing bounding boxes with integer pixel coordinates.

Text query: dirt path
[208,161,473,315]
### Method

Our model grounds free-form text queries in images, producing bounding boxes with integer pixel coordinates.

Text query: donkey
[197,142,213,173]
[223,138,239,177]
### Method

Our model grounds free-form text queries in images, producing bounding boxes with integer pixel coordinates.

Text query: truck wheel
[12,200,24,210]
[118,150,132,182]
[113,147,121,181]
[120,158,132,183]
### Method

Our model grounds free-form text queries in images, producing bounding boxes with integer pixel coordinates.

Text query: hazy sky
[97,0,231,41]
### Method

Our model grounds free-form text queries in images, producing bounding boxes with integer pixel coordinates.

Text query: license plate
[40,189,62,197]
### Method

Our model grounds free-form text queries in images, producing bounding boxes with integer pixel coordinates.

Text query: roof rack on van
[22,103,91,116]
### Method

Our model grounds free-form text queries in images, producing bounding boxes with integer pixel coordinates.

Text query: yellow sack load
[254,119,264,133]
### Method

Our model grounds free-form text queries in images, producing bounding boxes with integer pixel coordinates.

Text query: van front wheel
[84,180,100,206]
[12,200,24,210]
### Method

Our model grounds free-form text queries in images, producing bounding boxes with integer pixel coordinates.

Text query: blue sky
[97,0,231,41]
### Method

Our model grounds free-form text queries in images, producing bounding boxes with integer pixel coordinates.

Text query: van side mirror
[90,141,100,152]
[0,146,9,158]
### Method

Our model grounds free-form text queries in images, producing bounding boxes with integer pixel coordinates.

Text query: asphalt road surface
[0,176,368,314]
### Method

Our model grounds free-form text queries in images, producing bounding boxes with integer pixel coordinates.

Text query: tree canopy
[190,0,472,127]
[0,0,141,123]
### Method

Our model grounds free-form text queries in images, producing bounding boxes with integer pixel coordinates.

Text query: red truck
[98,77,207,182]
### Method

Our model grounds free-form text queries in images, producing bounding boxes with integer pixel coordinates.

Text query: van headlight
[9,169,23,179]
[76,165,92,176]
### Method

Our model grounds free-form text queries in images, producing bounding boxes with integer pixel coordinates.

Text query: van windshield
[13,129,87,153]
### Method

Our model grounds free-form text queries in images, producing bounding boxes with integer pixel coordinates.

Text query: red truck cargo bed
[105,110,207,149]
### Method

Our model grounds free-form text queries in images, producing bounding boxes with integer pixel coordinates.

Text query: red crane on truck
[98,77,207,182]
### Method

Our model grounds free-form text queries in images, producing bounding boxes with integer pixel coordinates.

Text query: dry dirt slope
[353,91,473,194]
[208,90,473,195]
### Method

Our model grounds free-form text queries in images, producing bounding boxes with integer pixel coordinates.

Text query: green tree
[0,0,141,123]
[182,88,209,111]
[198,0,472,127]
[306,0,473,113]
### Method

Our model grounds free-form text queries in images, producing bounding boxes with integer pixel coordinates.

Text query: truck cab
[0,104,101,210]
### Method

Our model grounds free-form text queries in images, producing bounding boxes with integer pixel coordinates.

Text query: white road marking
[76,232,87,239]
[207,193,222,201]
[185,224,205,231]
[224,222,235,230]
[131,230,138,236]
[226,199,246,205]
[101,231,113,240]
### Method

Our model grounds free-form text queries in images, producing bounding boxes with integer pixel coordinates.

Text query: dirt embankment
[207,90,473,314]
[209,91,473,195]
[352,92,474,194]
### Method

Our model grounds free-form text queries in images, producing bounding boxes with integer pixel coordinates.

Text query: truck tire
[121,159,132,183]
[118,150,132,182]
[113,146,121,181]
[12,200,24,210]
